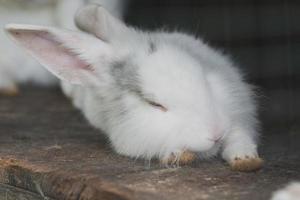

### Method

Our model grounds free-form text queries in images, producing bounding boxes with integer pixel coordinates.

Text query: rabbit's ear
[5,24,112,86]
[75,4,129,42]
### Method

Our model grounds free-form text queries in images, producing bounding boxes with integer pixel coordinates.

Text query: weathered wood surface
[0,86,299,200]
[0,183,52,200]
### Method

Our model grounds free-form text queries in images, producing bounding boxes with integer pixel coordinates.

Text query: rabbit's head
[5,5,233,159]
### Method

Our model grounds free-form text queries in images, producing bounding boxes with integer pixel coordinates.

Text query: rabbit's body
[6,5,263,171]
[60,30,258,162]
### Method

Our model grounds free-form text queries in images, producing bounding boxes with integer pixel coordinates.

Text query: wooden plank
[0,183,51,200]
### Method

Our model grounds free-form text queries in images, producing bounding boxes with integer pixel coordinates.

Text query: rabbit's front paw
[161,150,197,166]
[229,156,263,172]
[222,143,263,172]
[222,133,263,172]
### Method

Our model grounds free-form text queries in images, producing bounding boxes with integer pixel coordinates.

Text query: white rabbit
[5,4,263,171]
[0,0,126,95]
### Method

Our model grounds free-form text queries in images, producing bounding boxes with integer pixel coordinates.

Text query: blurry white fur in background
[272,183,300,200]
[0,0,126,92]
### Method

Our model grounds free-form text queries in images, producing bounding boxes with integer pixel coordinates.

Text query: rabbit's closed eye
[146,99,168,112]
[135,90,168,112]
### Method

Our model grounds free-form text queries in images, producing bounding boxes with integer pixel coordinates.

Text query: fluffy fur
[5,4,262,171]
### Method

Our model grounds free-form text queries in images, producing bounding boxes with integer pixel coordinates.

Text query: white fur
[5,5,260,163]
[272,183,300,200]
[0,0,126,90]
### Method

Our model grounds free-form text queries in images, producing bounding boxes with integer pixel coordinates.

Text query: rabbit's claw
[229,156,263,172]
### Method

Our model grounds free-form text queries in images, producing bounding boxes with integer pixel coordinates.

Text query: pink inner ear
[11,30,92,84]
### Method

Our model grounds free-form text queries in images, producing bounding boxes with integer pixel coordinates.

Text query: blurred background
[1,0,299,135]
